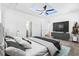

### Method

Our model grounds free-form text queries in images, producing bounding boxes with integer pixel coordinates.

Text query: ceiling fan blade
[45,10,57,15]
[39,11,44,15]
[39,12,43,15]
[36,10,44,12]
[45,9,56,15]
[31,3,57,16]
[46,9,55,11]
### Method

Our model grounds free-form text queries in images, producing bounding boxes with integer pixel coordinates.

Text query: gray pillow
[15,37,32,49]
[5,47,26,56]
[6,41,26,51]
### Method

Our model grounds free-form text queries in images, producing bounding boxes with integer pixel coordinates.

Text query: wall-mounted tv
[53,21,69,32]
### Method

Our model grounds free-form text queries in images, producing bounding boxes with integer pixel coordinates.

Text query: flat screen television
[53,21,69,32]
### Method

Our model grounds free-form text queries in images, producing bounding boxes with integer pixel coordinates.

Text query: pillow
[6,38,16,42]
[14,37,32,49]
[6,41,26,51]
[4,35,16,43]
[5,35,14,39]
[5,47,26,56]
[22,37,32,44]
[4,41,7,48]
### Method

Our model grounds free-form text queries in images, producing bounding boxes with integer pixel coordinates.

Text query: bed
[4,36,61,56]
[25,40,48,56]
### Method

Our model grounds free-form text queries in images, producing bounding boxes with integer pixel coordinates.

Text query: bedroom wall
[47,12,79,33]
[2,5,79,37]
[2,6,44,37]
[0,4,1,23]
[41,12,79,36]
[0,4,4,56]
[0,4,3,45]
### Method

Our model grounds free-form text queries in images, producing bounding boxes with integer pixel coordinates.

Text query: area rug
[58,45,71,56]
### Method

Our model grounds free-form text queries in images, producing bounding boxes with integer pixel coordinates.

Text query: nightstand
[71,34,79,43]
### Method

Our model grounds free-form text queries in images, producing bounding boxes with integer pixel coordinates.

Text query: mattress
[25,40,48,56]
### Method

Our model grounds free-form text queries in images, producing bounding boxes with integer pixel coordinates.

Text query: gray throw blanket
[30,37,58,56]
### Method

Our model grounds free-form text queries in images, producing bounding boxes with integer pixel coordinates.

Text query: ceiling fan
[32,4,57,16]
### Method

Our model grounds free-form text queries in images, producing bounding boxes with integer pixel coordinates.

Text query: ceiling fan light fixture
[31,3,57,16]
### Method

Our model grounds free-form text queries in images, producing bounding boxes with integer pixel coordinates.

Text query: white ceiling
[2,3,79,19]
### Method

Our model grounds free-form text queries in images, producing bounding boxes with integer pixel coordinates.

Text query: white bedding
[30,37,58,56]
[25,40,48,56]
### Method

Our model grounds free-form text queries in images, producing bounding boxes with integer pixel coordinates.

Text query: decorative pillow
[6,41,26,51]
[14,37,32,49]
[4,41,7,48]
[5,47,26,56]
[5,35,14,39]
[5,37,16,43]
[22,37,32,44]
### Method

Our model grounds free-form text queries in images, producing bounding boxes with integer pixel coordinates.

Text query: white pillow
[15,37,32,49]
[5,47,26,56]
[6,38,16,42]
